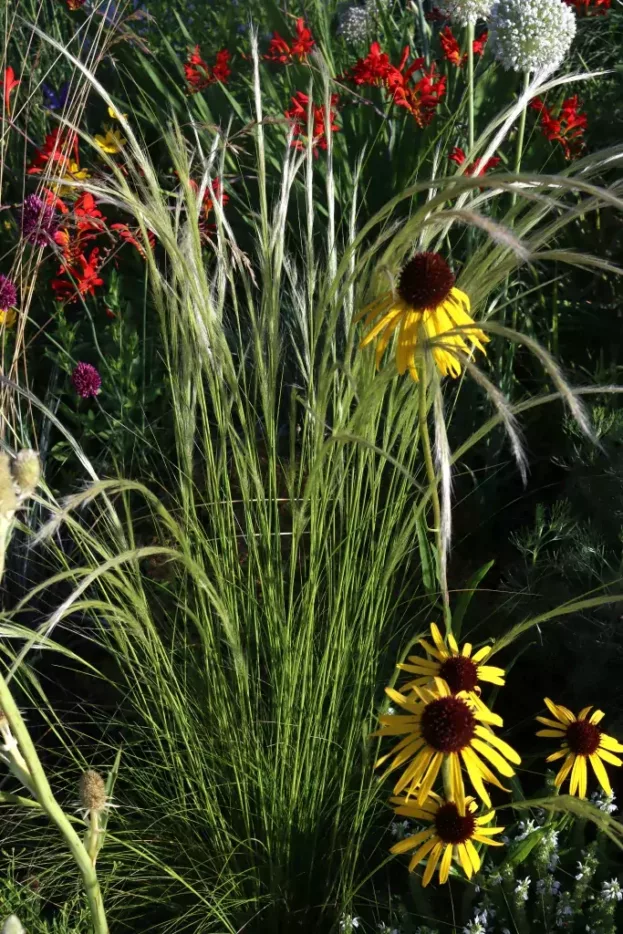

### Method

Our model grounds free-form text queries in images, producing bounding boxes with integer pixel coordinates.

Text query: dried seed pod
[79,769,108,814]
[11,449,41,499]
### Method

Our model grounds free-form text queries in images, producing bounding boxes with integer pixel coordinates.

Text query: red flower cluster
[563,0,610,14]
[28,127,79,176]
[284,91,340,156]
[188,177,230,240]
[52,192,106,303]
[388,49,447,128]
[66,0,86,8]
[440,27,465,67]
[111,223,157,258]
[345,43,446,128]
[344,41,394,86]
[184,47,231,94]
[531,95,588,160]
[449,147,500,176]
[264,19,315,63]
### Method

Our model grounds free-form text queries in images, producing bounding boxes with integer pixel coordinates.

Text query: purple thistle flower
[20,194,58,246]
[72,362,101,399]
[0,275,17,312]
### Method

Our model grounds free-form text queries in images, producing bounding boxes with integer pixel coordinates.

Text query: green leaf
[452,559,495,639]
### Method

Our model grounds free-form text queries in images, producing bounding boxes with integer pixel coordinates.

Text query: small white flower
[437,0,493,25]
[377,924,399,934]
[515,818,538,841]
[514,875,531,901]
[489,0,576,74]
[340,917,362,933]
[591,790,618,814]
[601,878,623,903]
[390,819,411,839]
[463,909,488,934]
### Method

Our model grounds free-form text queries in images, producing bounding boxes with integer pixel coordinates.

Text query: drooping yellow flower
[374,677,521,813]
[537,698,623,798]
[94,128,127,154]
[0,308,16,327]
[356,251,489,381]
[390,792,505,884]
[107,105,127,121]
[400,623,505,715]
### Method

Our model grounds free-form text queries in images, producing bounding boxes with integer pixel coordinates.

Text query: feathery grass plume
[11,450,41,499]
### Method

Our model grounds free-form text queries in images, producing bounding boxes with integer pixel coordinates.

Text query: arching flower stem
[512,71,531,207]
[418,351,451,628]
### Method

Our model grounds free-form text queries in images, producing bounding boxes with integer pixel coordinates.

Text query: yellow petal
[391,827,435,855]
[465,838,481,874]
[599,733,623,753]
[477,665,506,685]
[461,747,491,807]
[590,753,612,795]
[537,729,566,738]
[471,738,516,777]
[545,749,568,763]
[457,842,472,878]
[473,727,522,765]
[417,751,444,805]
[462,643,474,658]
[407,836,440,874]
[554,754,574,788]
[569,754,583,796]
[536,716,568,730]
[421,842,443,887]
[438,843,453,884]
[590,709,606,725]
[597,748,623,767]
[471,646,491,663]
[450,752,466,816]
[544,699,575,724]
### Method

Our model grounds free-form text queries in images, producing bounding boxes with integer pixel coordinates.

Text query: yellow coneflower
[537,698,623,798]
[374,677,520,813]
[94,128,127,154]
[399,622,505,712]
[390,792,504,885]
[356,251,489,381]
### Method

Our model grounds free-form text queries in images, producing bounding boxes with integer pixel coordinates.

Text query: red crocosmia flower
[387,51,447,128]
[449,146,501,176]
[473,30,488,56]
[265,18,315,63]
[563,0,610,14]
[1,67,20,117]
[52,247,104,303]
[184,46,231,93]
[187,177,230,240]
[74,192,104,232]
[66,0,87,8]
[111,222,157,258]
[28,128,79,175]
[343,41,394,87]
[531,95,587,160]
[440,27,466,67]
[284,91,340,157]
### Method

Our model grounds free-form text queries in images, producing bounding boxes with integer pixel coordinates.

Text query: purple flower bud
[72,362,101,399]
[20,194,58,246]
[0,274,17,312]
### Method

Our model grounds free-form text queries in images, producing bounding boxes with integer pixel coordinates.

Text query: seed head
[489,0,576,73]
[79,769,108,813]
[0,454,18,518]
[2,917,25,934]
[11,449,41,499]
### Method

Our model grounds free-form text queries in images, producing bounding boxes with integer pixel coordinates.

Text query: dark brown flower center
[434,802,476,844]
[397,252,455,310]
[566,719,601,756]
[421,696,476,753]
[439,656,479,694]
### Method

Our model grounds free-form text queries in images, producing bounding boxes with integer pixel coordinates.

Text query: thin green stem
[467,22,475,156]
[512,71,531,206]
[0,674,109,933]
[417,356,451,631]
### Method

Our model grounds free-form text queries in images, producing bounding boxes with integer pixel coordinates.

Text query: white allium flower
[438,0,493,26]
[601,878,623,903]
[337,4,373,42]
[514,876,531,902]
[489,0,576,74]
